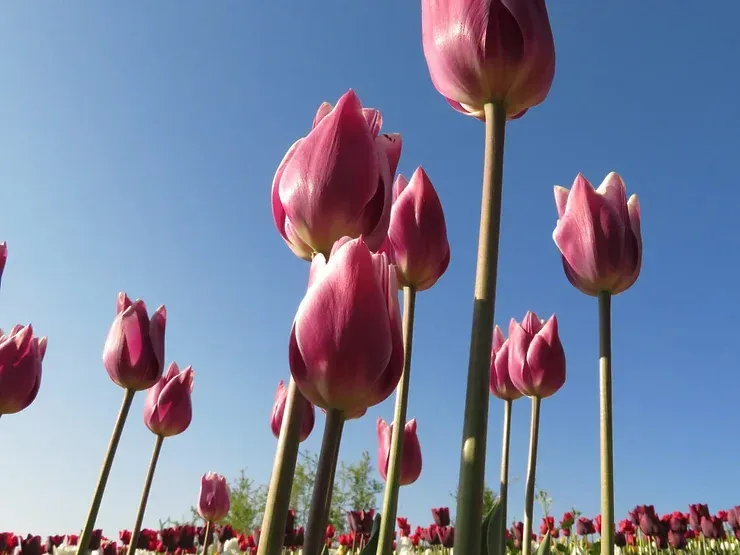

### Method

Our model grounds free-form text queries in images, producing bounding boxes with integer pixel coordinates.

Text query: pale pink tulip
[508,311,565,398]
[270,379,315,442]
[197,472,230,523]
[489,325,522,401]
[377,417,423,486]
[0,325,46,415]
[143,362,194,437]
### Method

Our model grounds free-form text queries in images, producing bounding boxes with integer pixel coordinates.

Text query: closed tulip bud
[432,507,451,527]
[21,536,41,555]
[383,168,450,291]
[102,542,117,555]
[143,363,194,437]
[376,417,423,486]
[88,531,103,552]
[270,380,315,442]
[576,518,595,536]
[701,516,724,539]
[290,238,403,416]
[197,472,230,523]
[0,325,46,415]
[639,507,661,537]
[508,311,565,398]
[553,173,642,296]
[614,532,627,548]
[272,90,402,260]
[689,504,711,532]
[103,293,166,391]
[422,0,555,120]
[118,531,131,546]
[436,526,454,548]
[490,325,523,401]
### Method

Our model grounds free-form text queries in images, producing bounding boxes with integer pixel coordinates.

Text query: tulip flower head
[553,173,642,296]
[272,90,402,260]
[432,507,451,527]
[143,362,194,437]
[507,311,565,398]
[421,0,556,120]
[289,237,403,416]
[376,417,423,486]
[489,325,523,401]
[270,380,315,442]
[198,473,230,523]
[0,324,46,415]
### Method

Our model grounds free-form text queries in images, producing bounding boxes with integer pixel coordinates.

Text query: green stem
[376,286,417,555]
[453,100,507,554]
[598,291,614,555]
[76,388,136,555]
[522,397,541,555]
[322,438,341,529]
[127,434,165,555]
[499,399,513,554]
[201,521,213,555]
[257,379,309,555]
[303,408,345,555]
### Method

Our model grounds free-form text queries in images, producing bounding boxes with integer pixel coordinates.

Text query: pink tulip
[553,173,642,296]
[270,379,315,442]
[289,237,403,416]
[421,0,556,120]
[508,311,565,398]
[272,90,402,260]
[489,325,523,401]
[102,293,166,391]
[377,417,423,486]
[0,242,7,286]
[0,325,46,415]
[383,168,450,291]
[143,362,194,437]
[197,472,230,522]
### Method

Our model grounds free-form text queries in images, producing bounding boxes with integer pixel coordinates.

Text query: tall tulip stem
[127,434,165,555]
[201,521,213,555]
[303,408,345,555]
[598,291,615,555]
[522,396,541,555]
[499,399,513,552]
[258,379,309,555]
[376,286,417,555]
[453,100,507,554]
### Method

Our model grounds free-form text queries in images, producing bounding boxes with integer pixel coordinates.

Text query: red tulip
[421,0,555,120]
[507,311,565,398]
[197,473,230,523]
[270,380,315,442]
[382,168,450,291]
[553,173,642,296]
[289,238,403,416]
[143,362,194,437]
[272,90,402,260]
[0,325,46,415]
[432,507,451,527]
[103,292,166,391]
[489,325,523,401]
[376,417,423,486]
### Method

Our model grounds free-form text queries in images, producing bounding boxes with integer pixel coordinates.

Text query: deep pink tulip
[421,0,555,120]
[508,311,565,398]
[143,362,194,437]
[197,472,230,523]
[0,242,7,286]
[553,173,642,296]
[489,325,523,401]
[272,90,402,260]
[289,237,403,416]
[0,325,46,415]
[382,168,450,291]
[376,417,423,486]
[102,293,166,391]
[270,379,315,442]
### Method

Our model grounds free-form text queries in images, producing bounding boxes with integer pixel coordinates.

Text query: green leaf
[484,498,504,555]
[536,531,551,555]
[360,514,382,555]
[588,540,601,555]
[555,543,568,553]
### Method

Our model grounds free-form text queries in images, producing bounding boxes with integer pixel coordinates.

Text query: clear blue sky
[1,1,738,536]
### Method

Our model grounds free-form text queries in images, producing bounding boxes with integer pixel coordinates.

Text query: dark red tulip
[160,529,178,551]
[325,525,335,540]
[668,530,686,550]
[347,510,375,535]
[614,532,626,547]
[669,512,688,534]
[436,526,454,548]
[218,525,235,543]
[66,536,78,547]
[639,507,661,537]
[88,530,103,551]
[21,536,42,555]
[513,522,524,542]
[176,527,196,551]
[560,512,574,530]
[576,518,595,536]
[102,542,117,555]
[118,531,131,546]
[432,507,451,527]
[540,516,555,535]
[689,504,711,532]
[701,516,724,539]
[619,520,635,534]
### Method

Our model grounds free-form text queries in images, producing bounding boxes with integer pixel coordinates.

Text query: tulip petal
[379,133,403,180]
[362,108,383,138]
[554,186,570,219]
[492,325,505,353]
[313,102,333,129]
[525,315,566,398]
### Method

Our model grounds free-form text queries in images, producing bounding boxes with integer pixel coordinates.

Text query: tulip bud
[289,238,403,416]
[376,418,423,486]
[689,504,711,532]
[383,168,450,291]
[701,516,724,539]
[422,0,555,120]
[101,542,117,555]
[432,507,451,527]
[507,311,565,398]
[0,324,46,415]
[118,531,131,546]
[272,90,402,260]
[668,530,686,550]
[197,472,230,523]
[143,362,194,437]
[436,526,454,548]
[21,536,41,555]
[553,173,642,296]
[270,380,315,442]
[489,325,523,401]
[103,292,166,391]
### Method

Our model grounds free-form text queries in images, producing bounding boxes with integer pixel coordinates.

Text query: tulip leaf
[484,498,504,555]
[589,540,601,555]
[536,531,551,555]
[360,513,382,555]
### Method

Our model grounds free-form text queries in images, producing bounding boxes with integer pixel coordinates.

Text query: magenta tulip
[0,242,7,286]
[489,325,522,401]
[272,90,402,260]
[270,379,315,442]
[508,311,565,398]
[421,0,555,120]
[0,325,46,415]
[289,237,403,416]
[102,293,166,391]
[377,417,422,486]
[383,168,450,291]
[553,173,642,296]
[143,362,194,437]
[197,473,230,523]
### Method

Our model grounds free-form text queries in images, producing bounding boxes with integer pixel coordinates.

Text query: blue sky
[1,0,738,537]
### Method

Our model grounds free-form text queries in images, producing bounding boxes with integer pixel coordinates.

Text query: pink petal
[492,325,505,353]
[554,186,570,219]
[117,292,133,314]
[362,108,383,138]
[378,133,403,180]
[393,175,409,203]
[520,311,543,335]
[312,102,333,129]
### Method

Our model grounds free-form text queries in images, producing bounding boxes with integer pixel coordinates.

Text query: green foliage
[482,486,497,518]
[359,514,382,555]
[484,498,503,555]
[536,531,551,555]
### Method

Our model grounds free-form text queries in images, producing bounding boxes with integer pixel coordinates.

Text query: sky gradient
[1,1,739,536]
